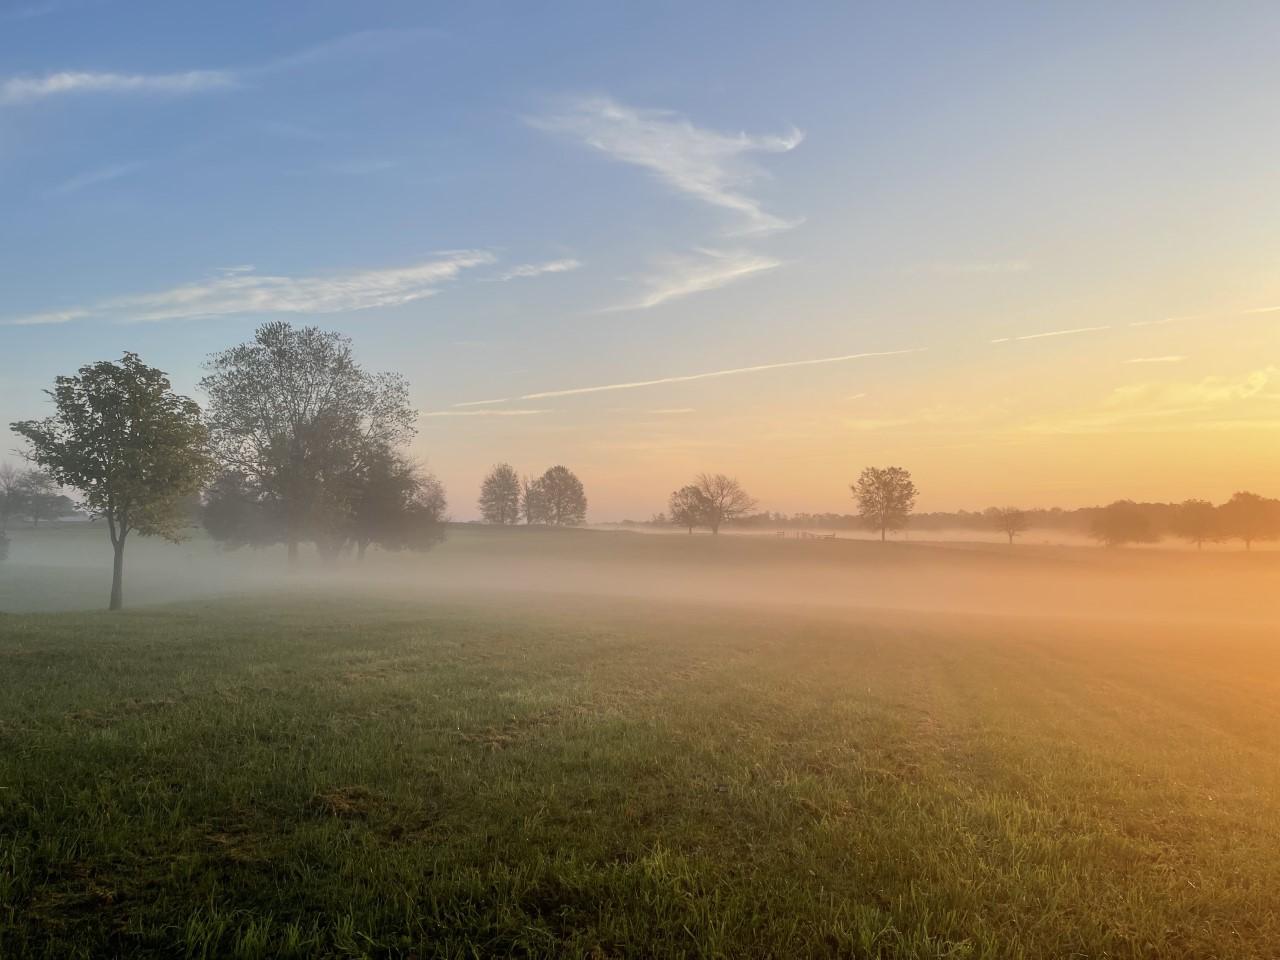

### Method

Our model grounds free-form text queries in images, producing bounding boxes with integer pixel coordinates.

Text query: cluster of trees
[665,474,757,534]
[9,323,447,609]
[0,464,76,531]
[478,463,587,526]
[1089,493,1280,549]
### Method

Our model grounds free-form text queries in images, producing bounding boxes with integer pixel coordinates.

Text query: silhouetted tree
[668,484,711,534]
[348,447,447,559]
[1089,500,1160,547]
[852,467,918,541]
[0,464,28,532]
[692,473,755,535]
[1171,498,1220,550]
[988,506,1030,545]
[19,471,76,527]
[202,470,285,548]
[11,354,211,610]
[522,475,548,524]
[200,322,415,567]
[537,465,587,526]
[1217,491,1280,551]
[479,462,522,524]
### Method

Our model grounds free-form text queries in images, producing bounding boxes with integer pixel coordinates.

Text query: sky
[1,1,1278,520]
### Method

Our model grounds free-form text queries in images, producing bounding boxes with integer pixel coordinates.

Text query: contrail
[991,325,1110,343]
[495,347,926,402]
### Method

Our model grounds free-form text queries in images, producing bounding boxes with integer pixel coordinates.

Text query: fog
[3,522,1275,629]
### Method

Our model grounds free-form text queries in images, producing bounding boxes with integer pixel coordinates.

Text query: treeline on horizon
[4,321,1279,610]
[621,495,1280,548]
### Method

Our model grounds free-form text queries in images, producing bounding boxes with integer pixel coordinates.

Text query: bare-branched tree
[693,473,755,535]
[852,467,917,541]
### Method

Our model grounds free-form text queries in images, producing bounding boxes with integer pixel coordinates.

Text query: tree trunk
[357,540,368,562]
[109,540,125,611]
[687,526,693,535]
[881,524,887,542]
[287,538,300,569]
[711,523,720,535]
[1008,531,1014,545]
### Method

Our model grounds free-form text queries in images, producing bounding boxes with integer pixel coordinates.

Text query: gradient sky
[2,1,1278,520]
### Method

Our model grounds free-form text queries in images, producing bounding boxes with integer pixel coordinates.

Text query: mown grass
[2,592,1279,958]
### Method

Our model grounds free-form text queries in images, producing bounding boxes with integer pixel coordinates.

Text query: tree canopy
[852,467,918,541]
[1089,500,1160,547]
[479,463,522,524]
[199,322,418,564]
[692,474,755,535]
[10,353,210,609]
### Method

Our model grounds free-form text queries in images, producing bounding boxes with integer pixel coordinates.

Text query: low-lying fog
[2,523,1275,628]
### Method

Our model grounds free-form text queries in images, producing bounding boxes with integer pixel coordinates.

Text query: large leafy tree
[1088,500,1160,547]
[1171,498,1220,550]
[851,466,918,541]
[10,353,210,610]
[536,465,587,526]
[200,322,416,565]
[692,474,755,535]
[1217,491,1280,551]
[668,484,711,534]
[346,446,447,559]
[478,462,522,524]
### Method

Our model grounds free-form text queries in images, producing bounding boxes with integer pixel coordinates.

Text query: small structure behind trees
[852,466,918,541]
[10,353,211,610]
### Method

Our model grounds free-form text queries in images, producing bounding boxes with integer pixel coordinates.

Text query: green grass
[2,591,1278,958]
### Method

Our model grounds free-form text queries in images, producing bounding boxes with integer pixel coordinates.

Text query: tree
[537,465,587,526]
[852,466,918,541]
[11,353,210,610]
[1171,498,1220,550]
[692,473,755,535]
[200,322,416,566]
[347,447,447,559]
[478,463,522,524]
[19,471,76,527]
[1089,500,1160,547]
[1217,491,1280,551]
[0,463,28,532]
[669,484,711,534]
[521,475,547,524]
[988,506,1030,545]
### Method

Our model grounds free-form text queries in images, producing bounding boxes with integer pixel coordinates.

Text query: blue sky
[2,1,1278,518]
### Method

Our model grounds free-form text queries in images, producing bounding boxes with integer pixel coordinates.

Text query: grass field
[2,528,1279,957]
[3,589,1280,957]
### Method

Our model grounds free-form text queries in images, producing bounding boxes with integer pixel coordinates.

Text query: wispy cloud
[1,252,494,326]
[990,325,1111,344]
[846,392,868,401]
[5,308,91,326]
[1025,366,1280,434]
[1244,305,1280,315]
[531,96,802,234]
[605,248,781,311]
[0,69,235,106]
[49,161,142,195]
[422,409,550,418]
[1124,356,1186,364]
[490,258,583,282]
[457,347,923,405]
